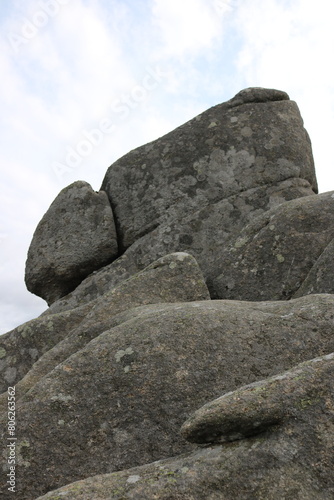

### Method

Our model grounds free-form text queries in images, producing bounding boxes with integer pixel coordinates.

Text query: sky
[1,0,333,335]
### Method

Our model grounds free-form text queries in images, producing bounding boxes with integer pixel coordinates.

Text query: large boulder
[25,181,118,305]
[2,294,334,499]
[37,352,334,500]
[181,351,334,445]
[213,191,334,300]
[101,87,317,251]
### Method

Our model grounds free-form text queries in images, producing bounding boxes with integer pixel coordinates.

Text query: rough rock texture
[26,87,318,315]
[36,353,334,500]
[213,191,334,300]
[293,234,334,297]
[101,87,316,251]
[25,181,118,305]
[2,88,334,500]
[0,304,92,394]
[43,178,315,315]
[0,252,209,403]
[1,295,334,499]
[181,351,334,444]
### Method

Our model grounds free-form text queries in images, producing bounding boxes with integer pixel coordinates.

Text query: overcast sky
[1,0,333,335]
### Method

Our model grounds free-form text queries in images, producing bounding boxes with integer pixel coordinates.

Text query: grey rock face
[25,88,318,313]
[2,294,334,499]
[293,232,334,297]
[37,353,334,500]
[0,252,209,403]
[101,87,317,252]
[181,352,334,444]
[46,176,315,315]
[25,181,118,305]
[213,191,334,301]
[0,303,92,394]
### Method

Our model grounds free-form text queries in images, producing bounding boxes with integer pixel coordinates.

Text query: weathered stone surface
[25,88,317,315]
[181,352,334,444]
[213,191,334,300]
[4,253,209,402]
[46,177,315,315]
[101,87,317,252]
[2,249,207,401]
[2,294,334,499]
[36,353,334,500]
[293,234,334,297]
[25,181,118,305]
[0,303,91,394]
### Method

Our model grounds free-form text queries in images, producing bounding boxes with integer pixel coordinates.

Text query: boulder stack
[1,88,334,500]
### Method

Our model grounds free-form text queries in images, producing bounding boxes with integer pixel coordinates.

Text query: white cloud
[234,0,334,192]
[151,0,231,57]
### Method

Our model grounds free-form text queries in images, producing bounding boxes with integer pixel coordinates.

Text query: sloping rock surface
[0,252,209,399]
[25,181,118,305]
[213,191,334,300]
[101,87,316,250]
[0,304,92,394]
[36,353,334,500]
[1,295,334,499]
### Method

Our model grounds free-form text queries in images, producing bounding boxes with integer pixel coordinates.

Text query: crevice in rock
[99,187,126,256]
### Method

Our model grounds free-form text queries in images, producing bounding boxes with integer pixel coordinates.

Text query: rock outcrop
[1,88,334,500]
[25,87,318,313]
[99,86,317,297]
[2,294,334,499]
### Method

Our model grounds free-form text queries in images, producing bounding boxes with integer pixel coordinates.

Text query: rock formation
[1,88,334,500]
[213,191,334,300]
